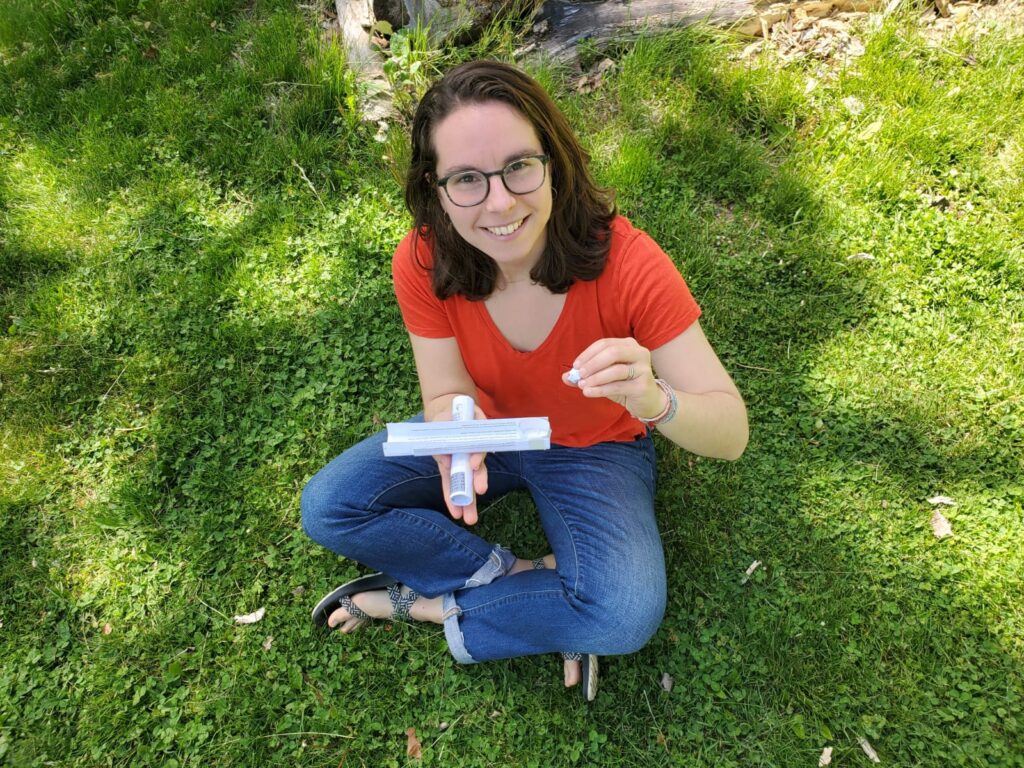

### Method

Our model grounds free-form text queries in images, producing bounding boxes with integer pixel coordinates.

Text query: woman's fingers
[471,453,488,495]
[572,338,652,387]
[567,337,667,418]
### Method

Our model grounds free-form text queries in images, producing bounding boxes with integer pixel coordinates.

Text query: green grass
[2,1,1022,766]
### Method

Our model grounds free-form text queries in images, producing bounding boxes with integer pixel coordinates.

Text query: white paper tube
[449,395,475,507]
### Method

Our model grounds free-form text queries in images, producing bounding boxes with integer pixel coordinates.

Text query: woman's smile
[483,216,527,237]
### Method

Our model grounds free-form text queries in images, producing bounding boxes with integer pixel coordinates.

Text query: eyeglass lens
[446,157,546,206]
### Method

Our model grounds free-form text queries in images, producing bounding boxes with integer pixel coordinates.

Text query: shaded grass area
[2,1,1022,765]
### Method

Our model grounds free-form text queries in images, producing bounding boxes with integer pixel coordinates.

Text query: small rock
[819,746,833,766]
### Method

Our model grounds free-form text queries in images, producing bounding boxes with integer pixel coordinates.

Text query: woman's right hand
[430,403,489,525]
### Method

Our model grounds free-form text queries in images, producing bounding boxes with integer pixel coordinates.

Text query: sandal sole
[580,654,599,702]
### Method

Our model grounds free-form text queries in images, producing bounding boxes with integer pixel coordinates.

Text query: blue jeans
[301,420,666,664]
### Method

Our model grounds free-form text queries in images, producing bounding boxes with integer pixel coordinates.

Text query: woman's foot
[564,657,581,687]
[327,586,443,633]
[506,553,557,575]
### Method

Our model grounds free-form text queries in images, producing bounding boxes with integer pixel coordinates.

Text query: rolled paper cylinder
[449,395,475,507]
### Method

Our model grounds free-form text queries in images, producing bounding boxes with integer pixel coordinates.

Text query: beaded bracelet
[637,378,679,427]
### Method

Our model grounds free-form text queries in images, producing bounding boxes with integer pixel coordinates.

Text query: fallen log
[333,0,892,121]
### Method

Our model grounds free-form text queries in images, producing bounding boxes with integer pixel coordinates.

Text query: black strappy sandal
[562,652,599,702]
[311,572,398,629]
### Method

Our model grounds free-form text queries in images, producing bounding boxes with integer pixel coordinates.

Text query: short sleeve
[614,228,702,350]
[391,230,454,338]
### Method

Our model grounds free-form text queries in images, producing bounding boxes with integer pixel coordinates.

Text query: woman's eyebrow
[439,149,542,177]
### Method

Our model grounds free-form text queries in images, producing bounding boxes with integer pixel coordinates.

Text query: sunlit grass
[1,0,1022,766]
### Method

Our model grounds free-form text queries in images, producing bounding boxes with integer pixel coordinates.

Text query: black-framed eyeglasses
[435,154,550,207]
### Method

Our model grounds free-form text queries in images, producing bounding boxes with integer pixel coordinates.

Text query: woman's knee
[576,571,667,655]
[300,460,369,549]
[300,470,333,546]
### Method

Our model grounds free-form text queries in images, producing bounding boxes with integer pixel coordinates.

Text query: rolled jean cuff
[442,593,476,664]
[462,544,515,589]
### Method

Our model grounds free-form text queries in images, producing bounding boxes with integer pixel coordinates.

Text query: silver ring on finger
[626,364,638,381]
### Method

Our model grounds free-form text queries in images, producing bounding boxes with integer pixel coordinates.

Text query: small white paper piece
[931,510,953,539]
[262,636,274,650]
[567,368,582,385]
[858,736,881,763]
[660,673,674,692]
[742,560,763,584]
[819,746,833,766]
[928,495,956,506]
[233,607,266,625]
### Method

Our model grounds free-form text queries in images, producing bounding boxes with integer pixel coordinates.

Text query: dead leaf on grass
[931,510,953,539]
[858,736,881,762]
[406,727,423,759]
[928,495,956,506]
[262,636,274,650]
[859,119,884,140]
[843,96,865,114]
[848,252,875,261]
[233,607,266,625]
[575,58,616,94]
[742,560,762,584]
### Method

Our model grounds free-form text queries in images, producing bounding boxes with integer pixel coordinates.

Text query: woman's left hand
[562,337,667,421]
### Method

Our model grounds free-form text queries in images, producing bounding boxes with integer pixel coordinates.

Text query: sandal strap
[386,583,419,621]
[561,651,582,661]
[339,594,371,621]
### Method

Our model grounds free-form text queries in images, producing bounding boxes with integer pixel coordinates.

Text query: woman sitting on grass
[301,59,748,700]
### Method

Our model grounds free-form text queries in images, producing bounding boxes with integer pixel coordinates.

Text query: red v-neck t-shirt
[392,215,702,447]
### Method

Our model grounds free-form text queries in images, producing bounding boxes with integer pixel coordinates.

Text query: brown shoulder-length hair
[405,59,616,301]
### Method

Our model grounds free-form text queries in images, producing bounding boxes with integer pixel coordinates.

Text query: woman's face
[432,101,553,279]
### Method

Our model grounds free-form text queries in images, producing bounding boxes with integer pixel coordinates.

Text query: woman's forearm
[654,389,748,461]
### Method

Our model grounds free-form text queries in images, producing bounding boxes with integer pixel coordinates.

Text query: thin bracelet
[637,379,678,427]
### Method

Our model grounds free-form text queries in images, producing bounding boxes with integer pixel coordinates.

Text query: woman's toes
[564,659,581,687]
[327,606,348,629]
